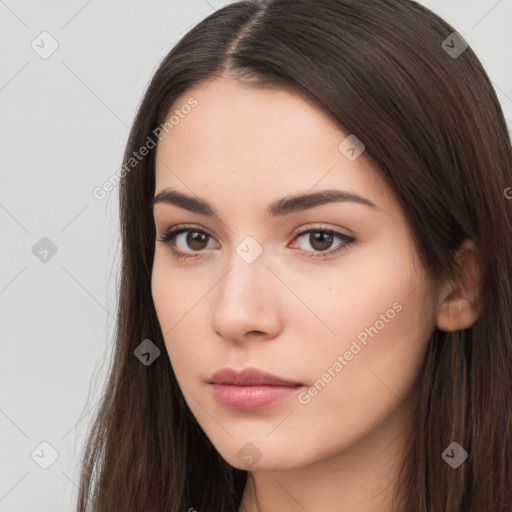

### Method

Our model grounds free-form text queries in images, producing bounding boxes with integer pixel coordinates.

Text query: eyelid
[291,222,353,238]
[156,223,218,245]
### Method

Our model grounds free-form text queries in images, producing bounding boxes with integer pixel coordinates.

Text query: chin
[211,437,308,472]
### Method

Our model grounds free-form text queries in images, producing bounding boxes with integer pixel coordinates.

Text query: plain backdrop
[1,1,511,510]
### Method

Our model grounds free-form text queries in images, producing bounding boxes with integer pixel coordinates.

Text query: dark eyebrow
[152,188,378,217]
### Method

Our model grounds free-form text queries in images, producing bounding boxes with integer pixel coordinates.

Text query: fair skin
[151,76,482,512]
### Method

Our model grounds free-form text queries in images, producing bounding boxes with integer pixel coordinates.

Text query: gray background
[1,1,511,510]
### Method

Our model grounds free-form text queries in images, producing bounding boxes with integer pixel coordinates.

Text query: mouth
[207,366,304,411]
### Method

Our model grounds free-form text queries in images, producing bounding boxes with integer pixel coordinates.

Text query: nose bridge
[219,238,269,309]
[210,236,282,339]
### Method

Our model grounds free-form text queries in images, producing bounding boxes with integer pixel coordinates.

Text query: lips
[207,367,303,411]
[207,366,302,386]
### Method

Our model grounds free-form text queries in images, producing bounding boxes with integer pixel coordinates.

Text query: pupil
[188,231,207,250]
[311,232,333,251]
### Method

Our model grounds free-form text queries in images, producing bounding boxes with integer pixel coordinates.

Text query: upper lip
[207,367,302,386]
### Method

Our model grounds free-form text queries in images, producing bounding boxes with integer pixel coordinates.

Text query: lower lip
[209,383,302,411]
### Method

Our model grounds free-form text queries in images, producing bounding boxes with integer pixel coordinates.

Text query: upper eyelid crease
[151,188,378,217]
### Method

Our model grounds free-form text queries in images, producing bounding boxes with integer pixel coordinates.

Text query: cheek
[151,250,205,331]
[290,243,435,444]
[297,285,434,458]
[151,253,214,379]
[272,230,429,360]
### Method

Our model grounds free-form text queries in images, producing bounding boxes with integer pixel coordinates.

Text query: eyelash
[156,224,356,261]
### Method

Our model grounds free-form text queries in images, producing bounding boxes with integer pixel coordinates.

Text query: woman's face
[151,76,438,471]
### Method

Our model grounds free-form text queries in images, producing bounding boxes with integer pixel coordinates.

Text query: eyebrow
[152,188,378,217]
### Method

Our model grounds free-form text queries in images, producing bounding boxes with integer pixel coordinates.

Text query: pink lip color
[207,366,303,411]
[209,383,301,411]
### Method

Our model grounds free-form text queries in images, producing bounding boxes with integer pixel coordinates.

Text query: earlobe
[436,239,485,332]
[437,297,477,332]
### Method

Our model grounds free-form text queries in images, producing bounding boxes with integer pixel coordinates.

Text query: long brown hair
[77,1,512,510]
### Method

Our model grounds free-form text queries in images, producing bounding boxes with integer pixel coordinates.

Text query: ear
[436,238,485,332]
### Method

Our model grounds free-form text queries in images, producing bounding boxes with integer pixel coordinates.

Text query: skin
[151,76,482,512]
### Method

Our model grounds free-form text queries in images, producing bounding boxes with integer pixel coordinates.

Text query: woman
[77,1,512,510]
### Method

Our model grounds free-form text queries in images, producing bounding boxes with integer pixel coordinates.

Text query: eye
[290,226,355,260]
[156,224,356,260]
[156,225,218,260]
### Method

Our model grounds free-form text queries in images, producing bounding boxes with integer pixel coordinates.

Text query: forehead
[154,77,392,211]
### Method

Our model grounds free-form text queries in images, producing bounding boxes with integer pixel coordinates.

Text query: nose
[210,249,283,344]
